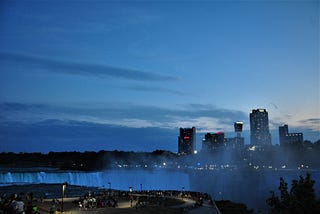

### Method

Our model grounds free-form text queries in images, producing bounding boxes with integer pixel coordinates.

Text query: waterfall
[0,169,190,190]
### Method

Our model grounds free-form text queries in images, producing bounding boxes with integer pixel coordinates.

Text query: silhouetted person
[25,202,33,214]
[49,200,55,214]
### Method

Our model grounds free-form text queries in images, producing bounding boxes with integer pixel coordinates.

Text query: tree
[267,173,320,213]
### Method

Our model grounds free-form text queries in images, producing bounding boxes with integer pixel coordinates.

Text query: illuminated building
[279,124,303,147]
[279,124,289,146]
[227,121,245,148]
[234,121,244,145]
[250,109,272,146]
[202,132,225,152]
[234,121,243,135]
[178,127,196,155]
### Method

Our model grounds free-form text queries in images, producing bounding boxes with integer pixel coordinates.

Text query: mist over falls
[189,169,320,211]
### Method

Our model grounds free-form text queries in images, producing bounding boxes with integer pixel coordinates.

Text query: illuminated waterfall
[0,170,190,190]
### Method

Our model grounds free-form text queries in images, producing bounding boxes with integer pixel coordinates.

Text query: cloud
[0,102,247,132]
[269,102,278,109]
[0,52,179,82]
[1,102,319,148]
[270,116,320,133]
[167,116,233,133]
[300,118,320,125]
[180,104,247,120]
[298,118,320,131]
[0,120,178,152]
[0,102,30,111]
[123,85,186,95]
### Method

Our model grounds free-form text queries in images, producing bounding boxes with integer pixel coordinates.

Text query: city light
[61,182,68,213]
[249,146,256,151]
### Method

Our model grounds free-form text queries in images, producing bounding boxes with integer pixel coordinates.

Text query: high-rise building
[229,121,245,148]
[279,124,289,146]
[279,124,303,147]
[202,132,225,152]
[250,109,272,146]
[234,121,244,135]
[178,127,196,155]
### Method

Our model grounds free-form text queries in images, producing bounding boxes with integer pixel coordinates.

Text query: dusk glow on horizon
[0,0,319,153]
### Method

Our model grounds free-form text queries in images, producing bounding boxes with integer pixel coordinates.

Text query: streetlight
[108,182,111,195]
[140,183,142,192]
[61,182,68,213]
[129,187,133,207]
[181,187,185,199]
[219,191,223,200]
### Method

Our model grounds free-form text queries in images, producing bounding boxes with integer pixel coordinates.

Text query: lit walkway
[187,200,221,214]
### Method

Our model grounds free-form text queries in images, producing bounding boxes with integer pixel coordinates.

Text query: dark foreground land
[0,184,224,214]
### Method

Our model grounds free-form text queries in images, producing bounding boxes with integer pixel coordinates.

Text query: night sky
[0,0,319,153]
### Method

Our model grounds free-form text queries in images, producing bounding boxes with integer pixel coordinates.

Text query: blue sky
[0,0,319,153]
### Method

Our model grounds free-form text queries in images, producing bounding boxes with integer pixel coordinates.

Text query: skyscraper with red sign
[178,127,196,155]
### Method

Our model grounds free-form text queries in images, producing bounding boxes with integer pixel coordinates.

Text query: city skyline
[0,1,319,152]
